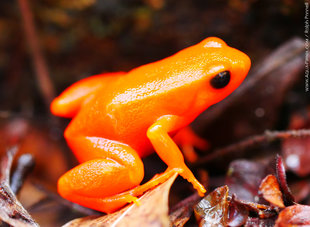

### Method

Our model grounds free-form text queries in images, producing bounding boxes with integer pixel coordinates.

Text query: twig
[11,154,35,195]
[194,129,310,166]
[275,155,295,206]
[18,0,55,108]
[0,147,18,184]
[0,147,38,227]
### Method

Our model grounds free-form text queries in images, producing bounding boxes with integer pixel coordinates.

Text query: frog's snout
[240,52,251,75]
[231,50,251,82]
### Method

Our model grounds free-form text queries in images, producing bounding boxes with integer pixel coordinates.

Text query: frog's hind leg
[51,72,125,118]
[173,126,209,163]
[60,166,179,213]
[58,135,144,213]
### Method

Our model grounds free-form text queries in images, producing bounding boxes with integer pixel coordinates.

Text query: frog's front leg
[57,135,145,213]
[147,115,206,196]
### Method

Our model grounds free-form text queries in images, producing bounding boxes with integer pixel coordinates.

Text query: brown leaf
[282,111,310,177]
[194,185,229,227]
[169,207,192,227]
[259,175,285,208]
[0,147,38,227]
[226,160,267,202]
[63,173,178,227]
[276,155,295,206]
[227,195,248,227]
[231,197,276,219]
[283,137,310,177]
[0,118,68,184]
[289,181,310,203]
[245,217,276,227]
[275,205,310,226]
[169,193,201,227]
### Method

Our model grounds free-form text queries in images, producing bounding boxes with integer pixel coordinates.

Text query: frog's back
[68,51,203,155]
[66,37,246,154]
[105,48,207,117]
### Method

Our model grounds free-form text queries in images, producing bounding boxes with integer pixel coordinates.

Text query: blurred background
[0,0,302,113]
[0,0,305,226]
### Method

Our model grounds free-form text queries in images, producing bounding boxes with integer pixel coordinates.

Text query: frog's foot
[95,168,180,212]
[125,168,180,196]
[62,189,141,214]
[178,165,206,196]
[174,126,209,163]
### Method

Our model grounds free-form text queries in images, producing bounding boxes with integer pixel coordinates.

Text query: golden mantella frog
[51,37,251,213]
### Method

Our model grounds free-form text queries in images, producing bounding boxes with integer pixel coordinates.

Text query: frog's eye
[210,71,230,89]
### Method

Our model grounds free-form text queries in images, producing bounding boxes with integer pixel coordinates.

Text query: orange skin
[50,37,251,213]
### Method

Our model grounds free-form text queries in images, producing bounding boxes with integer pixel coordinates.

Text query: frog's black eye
[210,71,231,89]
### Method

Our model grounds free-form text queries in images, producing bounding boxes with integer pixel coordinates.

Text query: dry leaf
[226,160,267,202]
[282,111,310,177]
[0,147,38,227]
[230,197,275,219]
[259,175,285,208]
[63,173,178,227]
[275,155,295,206]
[283,137,310,177]
[289,181,310,203]
[194,185,229,227]
[275,205,310,226]
[245,217,276,227]
[169,193,201,227]
[227,195,248,227]
[169,208,192,227]
[0,118,67,184]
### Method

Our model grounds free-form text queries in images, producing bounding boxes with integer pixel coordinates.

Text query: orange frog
[51,37,251,213]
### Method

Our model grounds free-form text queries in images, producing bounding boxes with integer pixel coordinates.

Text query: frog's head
[192,37,251,109]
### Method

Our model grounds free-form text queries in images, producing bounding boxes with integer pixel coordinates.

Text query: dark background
[0,0,305,226]
[0,0,302,114]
